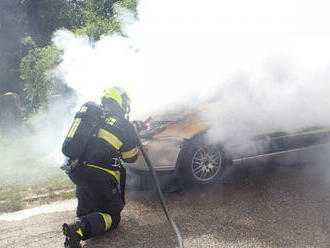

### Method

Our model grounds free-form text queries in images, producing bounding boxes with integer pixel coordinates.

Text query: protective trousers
[75,179,124,240]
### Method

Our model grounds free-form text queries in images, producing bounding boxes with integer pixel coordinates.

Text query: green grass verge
[0,168,75,213]
[0,136,77,213]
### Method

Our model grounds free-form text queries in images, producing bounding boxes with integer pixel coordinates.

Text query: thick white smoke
[53,0,330,146]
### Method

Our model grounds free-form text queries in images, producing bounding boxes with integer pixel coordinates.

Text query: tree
[75,0,121,41]
[0,0,87,96]
[22,0,87,46]
[75,12,121,41]
[3,0,138,115]
[20,45,62,114]
[74,0,138,41]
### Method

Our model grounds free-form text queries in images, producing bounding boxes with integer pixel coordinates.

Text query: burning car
[126,101,330,189]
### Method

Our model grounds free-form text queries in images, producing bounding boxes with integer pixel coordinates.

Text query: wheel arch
[175,132,231,185]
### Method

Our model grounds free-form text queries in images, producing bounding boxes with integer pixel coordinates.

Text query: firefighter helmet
[102,86,131,117]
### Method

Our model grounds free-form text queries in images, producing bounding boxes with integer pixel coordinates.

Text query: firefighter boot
[62,221,84,248]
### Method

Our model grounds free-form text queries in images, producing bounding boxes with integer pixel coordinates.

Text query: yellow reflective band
[87,164,120,183]
[67,118,81,138]
[122,147,138,159]
[99,213,112,231]
[76,228,84,238]
[97,128,123,150]
[105,117,116,126]
[80,106,88,113]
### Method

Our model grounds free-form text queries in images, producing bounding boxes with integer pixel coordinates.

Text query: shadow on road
[97,153,330,247]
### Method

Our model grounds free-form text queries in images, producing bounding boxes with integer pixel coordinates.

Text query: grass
[0,167,75,213]
[0,137,76,213]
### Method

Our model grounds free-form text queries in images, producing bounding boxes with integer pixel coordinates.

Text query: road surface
[1,149,330,248]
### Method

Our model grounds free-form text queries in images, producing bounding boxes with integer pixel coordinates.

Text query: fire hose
[136,133,184,248]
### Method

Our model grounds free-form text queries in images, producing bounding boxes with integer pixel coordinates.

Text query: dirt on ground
[1,153,330,248]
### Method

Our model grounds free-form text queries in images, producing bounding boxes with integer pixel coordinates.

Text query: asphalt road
[1,148,330,248]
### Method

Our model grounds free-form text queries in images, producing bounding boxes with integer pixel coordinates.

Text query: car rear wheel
[178,137,227,185]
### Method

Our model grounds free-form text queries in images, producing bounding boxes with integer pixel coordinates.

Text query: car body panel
[128,101,330,176]
[153,102,221,140]
[126,137,183,171]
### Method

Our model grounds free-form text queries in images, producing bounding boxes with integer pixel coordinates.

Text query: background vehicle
[126,102,330,189]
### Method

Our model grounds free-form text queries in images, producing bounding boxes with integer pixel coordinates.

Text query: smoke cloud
[0,94,74,186]
[0,0,329,203]
[53,0,330,126]
[50,0,330,162]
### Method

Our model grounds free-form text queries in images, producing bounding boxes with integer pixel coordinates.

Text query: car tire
[178,136,228,185]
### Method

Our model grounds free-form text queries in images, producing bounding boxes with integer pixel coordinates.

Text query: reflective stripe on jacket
[79,109,138,182]
[95,113,139,163]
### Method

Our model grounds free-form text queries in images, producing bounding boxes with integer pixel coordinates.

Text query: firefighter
[62,86,140,248]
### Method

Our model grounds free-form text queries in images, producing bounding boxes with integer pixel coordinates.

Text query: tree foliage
[75,12,121,41]
[75,0,138,41]
[20,45,62,113]
[22,0,86,46]
[1,0,138,116]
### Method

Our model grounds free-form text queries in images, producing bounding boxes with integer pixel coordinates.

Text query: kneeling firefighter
[61,86,141,248]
